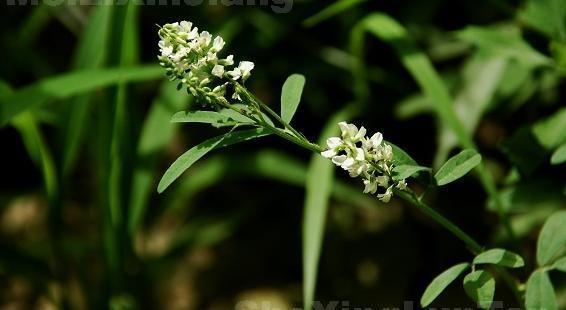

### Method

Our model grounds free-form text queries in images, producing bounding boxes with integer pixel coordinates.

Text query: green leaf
[387,141,418,166]
[550,143,566,165]
[457,26,552,67]
[463,270,496,309]
[303,0,368,27]
[420,263,470,307]
[60,5,113,175]
[128,82,191,233]
[537,210,566,266]
[519,0,566,41]
[434,149,482,186]
[170,110,251,127]
[392,165,430,181]
[525,270,557,310]
[303,107,354,310]
[551,257,566,272]
[532,108,566,150]
[157,128,269,193]
[473,248,525,268]
[280,74,305,124]
[0,65,163,125]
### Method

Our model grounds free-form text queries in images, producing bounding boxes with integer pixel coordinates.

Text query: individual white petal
[331,155,347,166]
[377,186,393,203]
[199,31,212,47]
[363,178,378,194]
[224,55,234,65]
[338,122,349,137]
[376,175,389,188]
[396,180,407,190]
[227,68,242,80]
[187,27,199,40]
[341,157,355,169]
[354,126,366,141]
[180,21,192,33]
[381,144,393,161]
[354,148,365,161]
[212,65,225,77]
[369,132,383,148]
[321,149,337,158]
[161,45,173,57]
[212,36,225,51]
[326,137,342,149]
[238,61,254,80]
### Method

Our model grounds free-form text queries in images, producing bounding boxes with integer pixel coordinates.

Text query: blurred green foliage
[0,1,565,309]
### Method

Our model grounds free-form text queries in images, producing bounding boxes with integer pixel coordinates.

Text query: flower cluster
[322,122,407,203]
[157,21,254,105]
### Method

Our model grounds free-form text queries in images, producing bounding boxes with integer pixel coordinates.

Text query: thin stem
[394,189,483,254]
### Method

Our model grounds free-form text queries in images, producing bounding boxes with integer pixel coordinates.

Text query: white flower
[212,36,225,52]
[227,68,242,80]
[238,61,255,81]
[321,137,343,158]
[224,55,234,66]
[320,122,410,203]
[338,122,365,142]
[376,175,389,188]
[198,31,212,48]
[363,178,378,194]
[378,186,393,203]
[379,144,393,162]
[212,65,225,77]
[179,21,192,33]
[364,132,383,150]
[161,45,173,57]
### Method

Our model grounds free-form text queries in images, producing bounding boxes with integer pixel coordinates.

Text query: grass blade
[303,0,368,27]
[303,107,354,309]
[128,82,191,233]
[0,65,162,125]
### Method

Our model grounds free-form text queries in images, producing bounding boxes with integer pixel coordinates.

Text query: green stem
[394,189,483,253]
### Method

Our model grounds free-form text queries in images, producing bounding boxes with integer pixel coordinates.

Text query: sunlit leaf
[420,263,470,307]
[537,210,566,266]
[280,74,305,123]
[525,270,557,310]
[550,143,566,165]
[434,149,482,186]
[473,248,525,268]
[463,270,495,309]
[551,257,566,272]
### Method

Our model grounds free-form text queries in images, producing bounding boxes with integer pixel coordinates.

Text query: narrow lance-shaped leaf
[525,270,557,310]
[280,74,305,124]
[434,149,482,186]
[157,128,270,193]
[473,248,525,268]
[170,110,251,126]
[463,270,496,309]
[537,210,566,266]
[420,263,470,307]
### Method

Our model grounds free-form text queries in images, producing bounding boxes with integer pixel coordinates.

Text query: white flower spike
[157,20,255,105]
[321,122,409,203]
